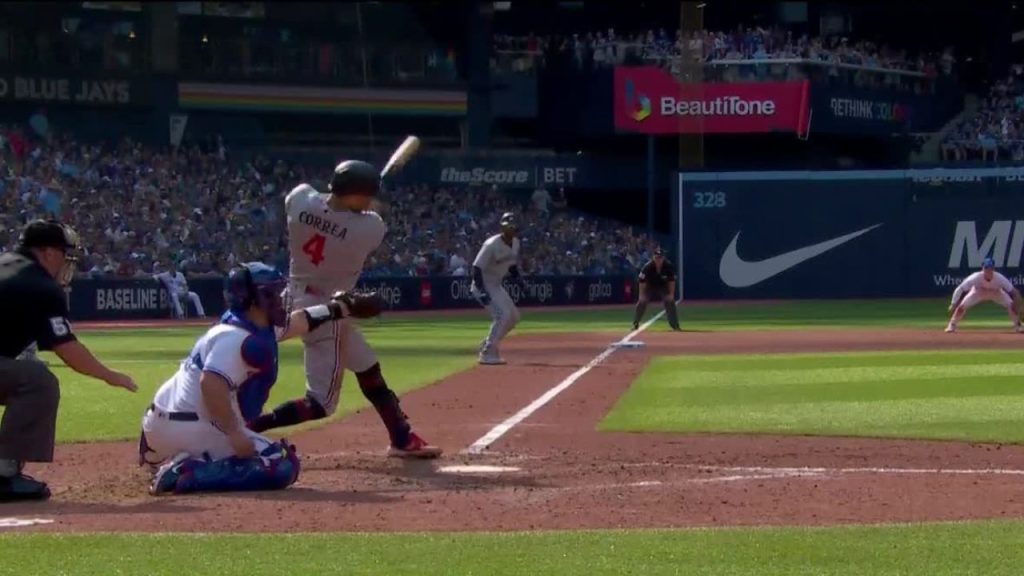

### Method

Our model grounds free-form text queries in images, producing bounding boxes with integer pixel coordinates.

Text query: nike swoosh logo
[719,224,883,288]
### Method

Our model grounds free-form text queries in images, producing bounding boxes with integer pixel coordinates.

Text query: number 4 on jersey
[302,233,327,266]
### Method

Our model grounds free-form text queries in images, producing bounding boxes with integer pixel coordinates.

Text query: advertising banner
[0,75,145,106]
[613,67,810,135]
[808,85,960,135]
[68,277,224,321]
[388,153,648,191]
[677,168,1024,299]
[67,275,636,321]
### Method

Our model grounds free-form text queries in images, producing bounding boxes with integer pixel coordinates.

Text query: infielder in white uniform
[471,212,525,365]
[141,262,368,495]
[946,257,1023,333]
[247,160,441,459]
[154,263,206,319]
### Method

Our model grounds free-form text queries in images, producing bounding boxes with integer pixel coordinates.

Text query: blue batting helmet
[224,262,288,327]
[983,257,996,269]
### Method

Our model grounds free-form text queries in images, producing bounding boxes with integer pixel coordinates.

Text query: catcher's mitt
[1014,290,1024,323]
[331,290,385,319]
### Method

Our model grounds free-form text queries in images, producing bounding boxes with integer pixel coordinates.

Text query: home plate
[439,465,521,474]
[611,341,645,349]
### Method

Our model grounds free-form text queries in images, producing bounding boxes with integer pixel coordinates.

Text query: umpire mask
[18,220,82,287]
[55,226,81,287]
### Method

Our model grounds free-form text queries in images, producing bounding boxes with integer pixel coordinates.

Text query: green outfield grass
[602,349,1024,442]
[3,521,1024,575]
[2,298,1008,443]
[400,298,1012,332]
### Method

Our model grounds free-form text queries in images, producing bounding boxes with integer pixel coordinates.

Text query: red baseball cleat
[387,432,443,459]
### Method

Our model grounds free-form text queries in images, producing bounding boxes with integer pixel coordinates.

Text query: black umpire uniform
[0,220,136,502]
[632,248,681,331]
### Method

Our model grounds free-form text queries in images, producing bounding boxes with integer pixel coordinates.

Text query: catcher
[946,257,1024,333]
[248,159,442,459]
[142,262,369,494]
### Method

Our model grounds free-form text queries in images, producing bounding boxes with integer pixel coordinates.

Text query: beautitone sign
[613,66,810,134]
[0,75,138,106]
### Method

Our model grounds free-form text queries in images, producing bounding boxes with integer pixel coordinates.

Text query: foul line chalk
[463,306,670,454]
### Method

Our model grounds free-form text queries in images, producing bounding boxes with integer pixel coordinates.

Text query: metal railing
[493,45,941,93]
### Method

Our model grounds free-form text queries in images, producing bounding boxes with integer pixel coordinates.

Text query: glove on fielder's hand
[331,290,385,319]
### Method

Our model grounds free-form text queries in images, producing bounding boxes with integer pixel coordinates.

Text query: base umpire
[632,248,681,331]
[0,220,137,502]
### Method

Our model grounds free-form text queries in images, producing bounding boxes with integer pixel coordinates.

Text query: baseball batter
[946,258,1023,333]
[141,262,364,495]
[247,160,441,459]
[471,212,524,365]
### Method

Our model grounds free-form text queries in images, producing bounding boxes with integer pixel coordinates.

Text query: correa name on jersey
[298,211,348,239]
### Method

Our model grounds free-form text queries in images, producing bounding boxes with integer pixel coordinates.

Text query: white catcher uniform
[285,183,386,415]
[155,270,206,319]
[472,234,521,359]
[140,324,273,465]
[947,270,1020,332]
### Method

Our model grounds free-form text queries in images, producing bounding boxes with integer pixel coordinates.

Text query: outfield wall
[675,168,1024,300]
[67,275,637,321]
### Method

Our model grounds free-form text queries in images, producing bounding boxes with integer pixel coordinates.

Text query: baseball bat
[380,135,420,179]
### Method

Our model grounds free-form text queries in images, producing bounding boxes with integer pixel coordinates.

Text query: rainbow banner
[177,82,467,116]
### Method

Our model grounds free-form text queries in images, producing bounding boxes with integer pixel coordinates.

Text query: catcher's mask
[224,262,287,327]
[17,219,81,286]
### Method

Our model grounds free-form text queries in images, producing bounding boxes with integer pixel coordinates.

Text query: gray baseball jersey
[471,234,521,359]
[286,183,387,296]
[472,234,520,290]
[284,183,386,415]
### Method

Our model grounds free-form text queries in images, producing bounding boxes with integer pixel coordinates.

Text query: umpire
[0,220,137,502]
[632,248,681,331]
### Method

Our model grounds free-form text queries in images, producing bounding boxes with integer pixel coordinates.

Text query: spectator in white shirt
[449,252,468,275]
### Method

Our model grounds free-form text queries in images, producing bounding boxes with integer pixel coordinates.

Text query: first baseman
[247,160,441,459]
[946,257,1023,333]
[471,212,525,365]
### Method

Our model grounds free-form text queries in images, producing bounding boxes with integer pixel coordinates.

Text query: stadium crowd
[942,64,1024,163]
[493,26,951,78]
[0,121,657,281]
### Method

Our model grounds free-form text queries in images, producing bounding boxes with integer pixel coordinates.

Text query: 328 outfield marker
[463,307,670,454]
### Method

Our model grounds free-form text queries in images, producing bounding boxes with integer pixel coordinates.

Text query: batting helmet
[499,212,517,230]
[328,160,380,197]
[224,262,288,327]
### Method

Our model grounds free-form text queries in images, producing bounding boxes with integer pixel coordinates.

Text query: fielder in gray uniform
[247,160,441,459]
[471,212,525,365]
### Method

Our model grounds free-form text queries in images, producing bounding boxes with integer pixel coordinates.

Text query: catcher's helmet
[328,160,380,197]
[499,212,517,230]
[224,262,288,327]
